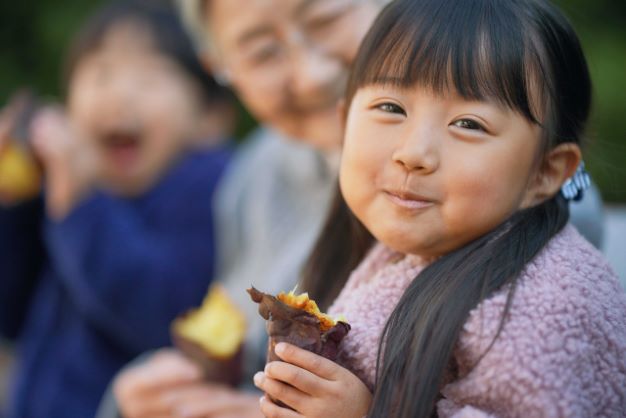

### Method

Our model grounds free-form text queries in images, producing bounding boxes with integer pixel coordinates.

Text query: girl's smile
[340,85,544,257]
[382,188,435,211]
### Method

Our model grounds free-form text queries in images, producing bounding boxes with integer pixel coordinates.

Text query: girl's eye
[376,102,406,116]
[452,118,485,131]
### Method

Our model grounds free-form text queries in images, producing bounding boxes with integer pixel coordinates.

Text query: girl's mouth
[383,190,435,211]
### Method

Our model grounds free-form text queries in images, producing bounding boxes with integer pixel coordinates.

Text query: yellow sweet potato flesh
[277,290,337,332]
[0,142,40,200]
[173,285,246,359]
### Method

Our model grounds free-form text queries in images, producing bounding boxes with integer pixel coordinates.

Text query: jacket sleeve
[44,188,218,353]
[0,198,45,339]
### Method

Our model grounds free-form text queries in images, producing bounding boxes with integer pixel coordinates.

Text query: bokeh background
[0,0,625,414]
[1,0,625,200]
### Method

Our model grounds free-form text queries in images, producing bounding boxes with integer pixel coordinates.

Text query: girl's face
[340,85,543,257]
[68,20,206,196]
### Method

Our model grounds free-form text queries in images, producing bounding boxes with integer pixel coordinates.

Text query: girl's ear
[524,143,582,207]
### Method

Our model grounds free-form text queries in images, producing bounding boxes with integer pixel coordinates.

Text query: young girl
[253,0,626,417]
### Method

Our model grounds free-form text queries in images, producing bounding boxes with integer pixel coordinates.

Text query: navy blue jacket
[0,148,230,418]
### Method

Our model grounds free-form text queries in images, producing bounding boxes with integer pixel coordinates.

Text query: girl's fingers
[264,361,323,396]
[259,396,302,418]
[253,372,306,412]
[274,343,339,380]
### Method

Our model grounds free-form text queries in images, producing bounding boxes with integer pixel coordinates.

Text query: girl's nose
[391,128,440,174]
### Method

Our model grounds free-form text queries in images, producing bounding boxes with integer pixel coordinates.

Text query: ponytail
[368,196,569,418]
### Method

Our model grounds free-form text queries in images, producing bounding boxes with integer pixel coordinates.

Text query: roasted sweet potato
[171,285,246,386]
[248,287,350,407]
[247,287,350,363]
[0,91,41,201]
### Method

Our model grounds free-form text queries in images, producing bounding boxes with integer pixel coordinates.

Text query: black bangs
[347,0,546,124]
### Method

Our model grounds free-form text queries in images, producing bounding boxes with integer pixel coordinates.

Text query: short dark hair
[64,0,231,106]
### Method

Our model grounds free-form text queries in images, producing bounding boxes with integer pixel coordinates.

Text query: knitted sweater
[328,224,626,417]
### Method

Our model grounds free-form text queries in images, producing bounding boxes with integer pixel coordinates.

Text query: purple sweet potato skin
[247,287,350,362]
[171,331,243,387]
[248,287,350,408]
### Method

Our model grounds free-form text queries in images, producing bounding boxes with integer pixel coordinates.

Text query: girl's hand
[30,107,98,219]
[253,342,372,418]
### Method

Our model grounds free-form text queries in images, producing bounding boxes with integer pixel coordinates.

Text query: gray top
[213,128,336,381]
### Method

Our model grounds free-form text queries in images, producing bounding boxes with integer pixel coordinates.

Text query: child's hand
[30,107,98,219]
[254,342,372,418]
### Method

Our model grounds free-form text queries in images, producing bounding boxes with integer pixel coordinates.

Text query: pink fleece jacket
[327,224,626,417]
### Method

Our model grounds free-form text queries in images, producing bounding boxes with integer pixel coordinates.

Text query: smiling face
[340,85,545,257]
[68,20,206,196]
[204,0,382,151]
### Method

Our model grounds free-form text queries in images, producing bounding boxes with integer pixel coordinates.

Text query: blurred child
[253,0,626,417]
[0,1,233,417]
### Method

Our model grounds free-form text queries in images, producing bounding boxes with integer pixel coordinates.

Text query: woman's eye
[249,45,281,65]
[307,13,342,31]
[376,102,406,115]
[306,4,353,33]
[452,118,485,131]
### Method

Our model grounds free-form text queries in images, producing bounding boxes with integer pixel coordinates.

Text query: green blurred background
[0,0,625,201]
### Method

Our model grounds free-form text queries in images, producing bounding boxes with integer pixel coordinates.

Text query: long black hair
[301,0,592,416]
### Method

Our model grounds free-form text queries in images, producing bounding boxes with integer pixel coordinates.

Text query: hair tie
[561,162,591,202]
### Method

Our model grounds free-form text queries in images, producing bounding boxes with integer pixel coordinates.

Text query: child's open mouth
[100,131,143,171]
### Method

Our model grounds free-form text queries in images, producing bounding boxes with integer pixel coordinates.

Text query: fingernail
[275,343,286,354]
[259,395,266,404]
[253,371,265,386]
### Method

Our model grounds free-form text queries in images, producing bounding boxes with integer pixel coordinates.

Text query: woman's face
[340,85,544,257]
[206,0,382,151]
